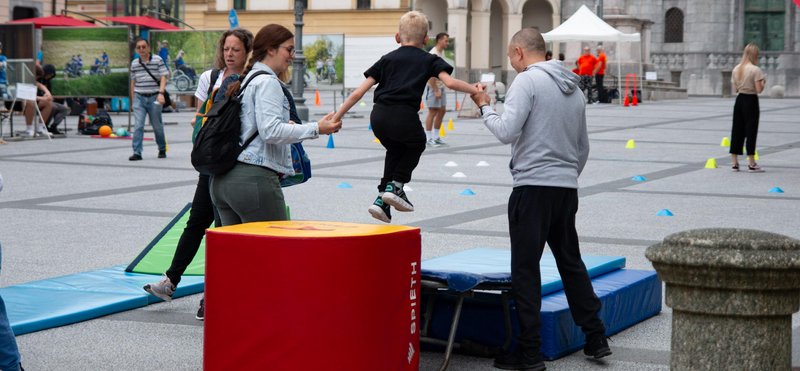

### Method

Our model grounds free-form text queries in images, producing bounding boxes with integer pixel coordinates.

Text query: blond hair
[398,11,429,44]
[734,43,759,83]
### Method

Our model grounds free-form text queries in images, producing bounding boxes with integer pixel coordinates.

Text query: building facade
[6,0,798,96]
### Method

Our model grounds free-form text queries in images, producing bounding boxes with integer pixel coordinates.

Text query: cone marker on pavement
[704,158,717,169]
[452,172,466,178]
[656,209,674,216]
[445,161,458,167]
[476,161,490,167]
[625,139,636,149]
[460,189,476,196]
[337,182,352,189]
[769,187,784,193]
[326,135,335,149]
[720,137,730,147]
[631,175,646,182]
[439,125,446,138]
[447,118,454,131]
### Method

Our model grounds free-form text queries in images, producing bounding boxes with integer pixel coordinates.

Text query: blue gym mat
[422,269,662,360]
[421,247,627,293]
[0,265,204,335]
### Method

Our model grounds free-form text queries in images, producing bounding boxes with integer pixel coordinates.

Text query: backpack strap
[238,70,272,150]
[206,68,221,98]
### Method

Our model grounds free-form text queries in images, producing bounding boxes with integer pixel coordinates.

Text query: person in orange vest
[593,45,607,103]
[576,46,597,103]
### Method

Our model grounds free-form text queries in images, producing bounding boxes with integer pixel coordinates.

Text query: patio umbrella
[100,16,180,30]
[7,15,98,28]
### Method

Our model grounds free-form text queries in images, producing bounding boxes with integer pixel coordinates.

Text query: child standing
[333,11,479,223]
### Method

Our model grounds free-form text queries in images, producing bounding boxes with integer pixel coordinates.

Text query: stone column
[503,13,523,84]
[470,10,491,80]
[447,8,469,79]
[645,228,800,371]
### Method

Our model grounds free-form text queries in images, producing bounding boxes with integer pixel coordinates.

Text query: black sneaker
[381,182,414,212]
[583,334,612,359]
[158,150,167,158]
[493,348,546,370]
[48,125,63,135]
[195,298,205,321]
[368,196,392,223]
[129,154,142,161]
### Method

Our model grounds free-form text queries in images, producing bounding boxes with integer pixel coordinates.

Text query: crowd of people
[2,9,770,370]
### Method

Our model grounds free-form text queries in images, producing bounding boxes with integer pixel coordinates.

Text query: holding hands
[317,111,342,134]
[470,83,491,107]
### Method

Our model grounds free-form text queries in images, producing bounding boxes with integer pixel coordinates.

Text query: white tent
[543,5,641,103]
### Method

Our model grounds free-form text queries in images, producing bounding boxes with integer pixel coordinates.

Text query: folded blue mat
[422,269,662,360]
[421,247,626,293]
[1,265,204,335]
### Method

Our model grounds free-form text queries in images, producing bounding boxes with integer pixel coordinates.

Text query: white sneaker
[35,123,49,136]
[433,138,446,146]
[426,139,437,146]
[24,128,34,137]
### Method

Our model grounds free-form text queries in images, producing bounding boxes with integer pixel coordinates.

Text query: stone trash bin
[645,228,800,371]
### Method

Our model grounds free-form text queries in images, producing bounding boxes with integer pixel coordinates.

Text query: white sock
[433,129,440,140]
[426,130,433,140]
[392,180,404,189]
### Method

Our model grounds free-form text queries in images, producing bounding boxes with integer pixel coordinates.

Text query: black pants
[730,93,760,156]
[166,174,220,285]
[508,186,605,351]
[370,104,427,192]
[595,75,606,103]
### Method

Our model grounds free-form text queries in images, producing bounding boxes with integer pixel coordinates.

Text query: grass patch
[50,72,130,97]
[43,27,129,42]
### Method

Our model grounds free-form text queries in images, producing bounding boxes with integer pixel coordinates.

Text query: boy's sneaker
[426,138,438,147]
[158,150,167,158]
[196,298,205,320]
[382,183,414,212]
[368,196,392,223]
[748,164,764,173]
[143,274,175,301]
[583,333,612,359]
[433,138,446,146]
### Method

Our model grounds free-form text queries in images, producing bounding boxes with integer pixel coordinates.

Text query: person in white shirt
[423,33,450,146]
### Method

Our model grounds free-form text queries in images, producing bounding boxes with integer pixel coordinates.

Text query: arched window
[664,8,684,43]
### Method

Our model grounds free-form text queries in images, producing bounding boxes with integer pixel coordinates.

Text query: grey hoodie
[481,60,589,189]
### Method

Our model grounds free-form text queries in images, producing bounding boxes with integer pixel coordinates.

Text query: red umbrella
[7,15,98,28]
[100,16,180,30]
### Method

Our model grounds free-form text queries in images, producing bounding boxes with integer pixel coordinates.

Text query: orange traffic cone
[314,90,321,106]
[456,100,461,111]
[623,95,630,107]
[632,95,638,106]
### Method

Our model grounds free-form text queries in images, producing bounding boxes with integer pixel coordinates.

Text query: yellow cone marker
[754,151,759,161]
[439,125,446,138]
[447,118,454,131]
[720,137,730,147]
[625,139,636,149]
[373,138,381,143]
[705,158,717,169]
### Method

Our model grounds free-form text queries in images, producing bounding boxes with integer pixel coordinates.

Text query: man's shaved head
[510,28,547,57]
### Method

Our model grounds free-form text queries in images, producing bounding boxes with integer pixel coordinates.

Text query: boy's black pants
[370,104,426,192]
[508,185,605,351]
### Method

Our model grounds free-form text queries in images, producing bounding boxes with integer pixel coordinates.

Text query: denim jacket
[237,62,319,174]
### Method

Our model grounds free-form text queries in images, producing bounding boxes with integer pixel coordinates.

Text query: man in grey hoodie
[471,28,610,370]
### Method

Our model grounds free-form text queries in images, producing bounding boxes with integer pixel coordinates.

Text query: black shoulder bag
[138,58,172,107]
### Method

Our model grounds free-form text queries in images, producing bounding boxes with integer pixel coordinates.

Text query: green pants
[210,162,287,226]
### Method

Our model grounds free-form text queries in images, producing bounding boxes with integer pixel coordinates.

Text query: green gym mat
[125,203,207,275]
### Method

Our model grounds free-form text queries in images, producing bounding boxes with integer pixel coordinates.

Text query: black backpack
[191,71,268,176]
[79,111,113,135]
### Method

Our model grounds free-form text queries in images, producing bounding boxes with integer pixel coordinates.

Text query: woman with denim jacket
[210,24,341,226]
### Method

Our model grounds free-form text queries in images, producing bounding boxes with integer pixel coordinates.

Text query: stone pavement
[1,95,799,370]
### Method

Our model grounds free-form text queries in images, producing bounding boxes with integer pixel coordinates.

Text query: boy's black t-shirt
[364,45,453,110]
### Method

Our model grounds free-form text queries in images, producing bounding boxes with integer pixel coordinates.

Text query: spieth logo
[408,261,419,364]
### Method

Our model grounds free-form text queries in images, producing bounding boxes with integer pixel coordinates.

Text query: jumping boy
[332,11,479,223]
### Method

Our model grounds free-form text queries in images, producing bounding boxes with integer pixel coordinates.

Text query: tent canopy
[7,15,97,29]
[100,16,180,30]
[543,5,640,42]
